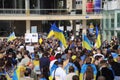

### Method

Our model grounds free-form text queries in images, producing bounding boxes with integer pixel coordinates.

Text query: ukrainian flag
[39,38,43,44]
[95,25,101,48]
[7,32,16,41]
[82,34,92,50]
[47,23,67,48]
[80,64,97,80]
[6,73,12,80]
[12,66,20,80]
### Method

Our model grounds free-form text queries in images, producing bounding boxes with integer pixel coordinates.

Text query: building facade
[0,0,102,36]
[102,0,120,41]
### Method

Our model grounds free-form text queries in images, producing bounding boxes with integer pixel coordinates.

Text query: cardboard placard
[25,33,38,43]
[26,46,34,53]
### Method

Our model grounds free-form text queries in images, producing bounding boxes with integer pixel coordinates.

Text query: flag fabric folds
[12,67,20,80]
[80,64,97,80]
[47,23,67,48]
[95,25,101,48]
[7,32,16,41]
[6,73,12,80]
[82,34,92,50]
[39,38,43,44]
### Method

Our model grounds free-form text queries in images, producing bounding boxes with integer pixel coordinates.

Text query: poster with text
[26,46,34,53]
[25,33,38,43]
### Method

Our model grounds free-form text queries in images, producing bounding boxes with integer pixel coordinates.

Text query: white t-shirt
[52,67,66,80]
[49,59,57,70]
[19,57,30,66]
[65,72,76,80]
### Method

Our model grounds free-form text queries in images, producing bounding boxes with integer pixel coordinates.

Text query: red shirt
[49,56,55,61]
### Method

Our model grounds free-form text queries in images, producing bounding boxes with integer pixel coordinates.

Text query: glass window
[106,18,109,29]
[17,0,25,9]
[110,12,114,28]
[111,13,114,28]
[117,13,120,27]
[2,0,14,8]
[78,1,80,4]
[106,31,109,39]
[30,0,37,9]
[76,2,78,4]
[111,18,114,28]
[111,31,114,36]
[0,0,3,8]
[117,31,120,42]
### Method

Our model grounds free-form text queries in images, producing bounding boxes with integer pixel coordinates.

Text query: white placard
[59,26,64,31]
[26,46,34,53]
[25,33,32,43]
[76,24,80,31]
[18,46,24,51]
[67,26,72,31]
[25,33,38,43]
[80,24,82,29]
[31,26,37,33]
[31,33,38,42]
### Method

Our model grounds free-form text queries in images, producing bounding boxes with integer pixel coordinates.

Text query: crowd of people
[0,30,120,80]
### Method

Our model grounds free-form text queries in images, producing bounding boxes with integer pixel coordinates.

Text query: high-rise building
[102,0,120,41]
[0,0,102,36]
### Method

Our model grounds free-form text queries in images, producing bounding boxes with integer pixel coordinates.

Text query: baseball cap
[72,55,77,60]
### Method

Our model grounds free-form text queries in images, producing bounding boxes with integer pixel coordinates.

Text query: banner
[25,33,38,43]
[26,46,34,53]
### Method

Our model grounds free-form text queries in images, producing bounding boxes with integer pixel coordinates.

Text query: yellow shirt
[90,24,94,28]
[33,60,39,66]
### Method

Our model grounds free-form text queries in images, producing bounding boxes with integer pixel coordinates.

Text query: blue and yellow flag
[7,32,16,41]
[82,34,92,50]
[6,73,12,80]
[12,66,21,80]
[80,64,97,80]
[95,25,101,48]
[39,38,43,44]
[47,23,67,48]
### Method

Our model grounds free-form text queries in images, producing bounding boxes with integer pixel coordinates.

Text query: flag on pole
[47,23,68,48]
[82,34,92,50]
[7,32,16,41]
[39,38,43,44]
[95,25,101,48]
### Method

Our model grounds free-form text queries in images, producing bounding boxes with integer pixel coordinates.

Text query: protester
[19,50,32,67]
[65,66,77,80]
[80,57,97,80]
[72,75,79,80]
[39,52,50,80]
[108,56,120,80]
[97,76,105,80]
[51,59,66,80]
[96,60,114,80]
[0,28,119,80]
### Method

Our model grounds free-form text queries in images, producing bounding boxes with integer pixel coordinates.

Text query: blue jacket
[50,64,58,75]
